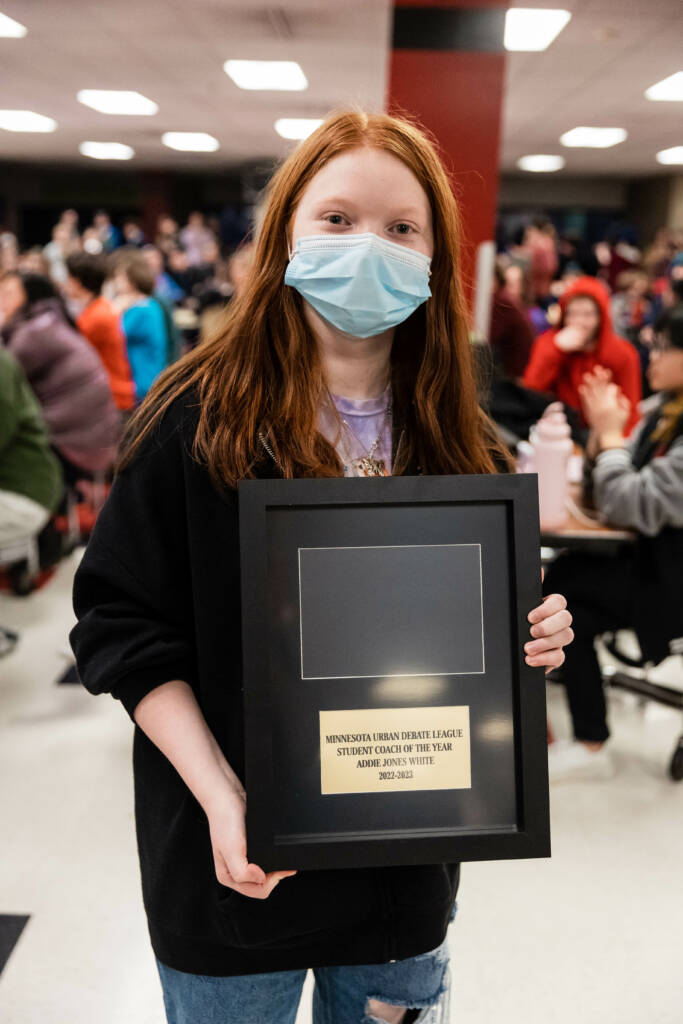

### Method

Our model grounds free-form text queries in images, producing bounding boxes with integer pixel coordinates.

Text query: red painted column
[388,1,508,294]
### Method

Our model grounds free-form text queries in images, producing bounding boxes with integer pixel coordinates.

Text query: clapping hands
[579,367,630,446]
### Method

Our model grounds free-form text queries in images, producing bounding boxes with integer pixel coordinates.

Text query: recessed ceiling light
[274,118,323,140]
[79,141,134,160]
[0,110,56,132]
[224,60,308,91]
[645,72,683,102]
[517,154,565,173]
[504,9,571,51]
[656,146,683,165]
[77,90,158,115]
[162,132,220,152]
[560,127,627,148]
[0,11,27,37]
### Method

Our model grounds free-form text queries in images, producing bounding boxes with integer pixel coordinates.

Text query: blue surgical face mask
[284,232,432,339]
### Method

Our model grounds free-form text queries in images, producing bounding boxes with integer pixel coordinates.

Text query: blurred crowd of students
[0,208,255,594]
[488,218,683,441]
[487,217,683,779]
[1,206,682,781]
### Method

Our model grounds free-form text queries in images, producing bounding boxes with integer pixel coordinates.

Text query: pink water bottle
[530,403,572,530]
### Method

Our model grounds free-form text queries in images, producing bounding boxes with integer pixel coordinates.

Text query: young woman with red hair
[70,110,572,1023]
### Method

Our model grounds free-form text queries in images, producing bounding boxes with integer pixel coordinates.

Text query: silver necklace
[258,390,393,477]
[336,392,392,477]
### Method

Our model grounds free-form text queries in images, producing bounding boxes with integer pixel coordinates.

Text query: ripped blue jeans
[156,906,454,1024]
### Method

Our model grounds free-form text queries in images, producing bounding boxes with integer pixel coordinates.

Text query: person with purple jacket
[0,272,120,477]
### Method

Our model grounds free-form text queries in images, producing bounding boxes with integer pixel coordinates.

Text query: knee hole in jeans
[366,999,410,1023]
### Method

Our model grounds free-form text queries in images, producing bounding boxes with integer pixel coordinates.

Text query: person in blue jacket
[112,250,169,402]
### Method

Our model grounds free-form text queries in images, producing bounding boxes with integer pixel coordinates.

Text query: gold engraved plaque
[319,706,471,795]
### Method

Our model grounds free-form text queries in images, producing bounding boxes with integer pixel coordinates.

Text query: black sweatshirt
[70,391,460,976]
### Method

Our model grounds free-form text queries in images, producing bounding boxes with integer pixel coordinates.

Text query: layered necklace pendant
[351,455,388,477]
[336,390,392,478]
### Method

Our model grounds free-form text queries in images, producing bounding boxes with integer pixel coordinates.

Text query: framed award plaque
[239,473,550,871]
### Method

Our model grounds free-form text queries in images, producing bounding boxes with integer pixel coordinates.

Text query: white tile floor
[1,549,682,1024]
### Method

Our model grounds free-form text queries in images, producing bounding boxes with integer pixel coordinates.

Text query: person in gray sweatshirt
[544,304,683,780]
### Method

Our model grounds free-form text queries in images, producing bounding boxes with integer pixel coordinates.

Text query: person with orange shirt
[523,276,642,434]
[65,252,135,414]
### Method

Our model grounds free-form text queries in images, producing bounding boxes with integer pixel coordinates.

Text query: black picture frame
[239,473,550,872]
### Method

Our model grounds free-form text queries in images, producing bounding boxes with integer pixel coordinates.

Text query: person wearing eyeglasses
[544,305,683,780]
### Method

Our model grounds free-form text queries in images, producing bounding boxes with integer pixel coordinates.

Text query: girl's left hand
[525,591,574,671]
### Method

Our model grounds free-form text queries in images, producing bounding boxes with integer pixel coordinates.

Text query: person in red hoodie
[523,276,641,434]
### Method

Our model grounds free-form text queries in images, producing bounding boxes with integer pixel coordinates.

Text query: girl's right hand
[554,325,589,353]
[205,778,296,899]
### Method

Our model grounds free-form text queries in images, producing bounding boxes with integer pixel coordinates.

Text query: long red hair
[118,109,506,486]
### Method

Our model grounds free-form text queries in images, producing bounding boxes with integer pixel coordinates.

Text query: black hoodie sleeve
[69,402,198,722]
